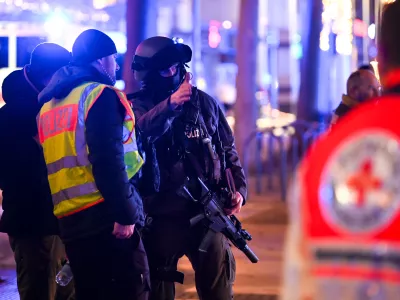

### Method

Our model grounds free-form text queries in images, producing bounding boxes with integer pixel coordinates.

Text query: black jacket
[0,67,59,237]
[38,66,144,242]
[131,88,247,217]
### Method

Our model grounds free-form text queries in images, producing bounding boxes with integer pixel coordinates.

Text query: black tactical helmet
[132,36,192,81]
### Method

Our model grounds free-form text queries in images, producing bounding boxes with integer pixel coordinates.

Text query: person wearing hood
[330,69,381,127]
[0,43,74,300]
[37,29,149,300]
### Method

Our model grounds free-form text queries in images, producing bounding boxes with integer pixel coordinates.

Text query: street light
[44,11,69,39]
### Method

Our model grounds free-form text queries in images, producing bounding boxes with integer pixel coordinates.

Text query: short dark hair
[358,64,374,72]
[379,2,400,70]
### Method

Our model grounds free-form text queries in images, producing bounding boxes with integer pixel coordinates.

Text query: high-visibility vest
[38,82,144,218]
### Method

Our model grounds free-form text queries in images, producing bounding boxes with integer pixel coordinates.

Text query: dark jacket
[131,88,247,217]
[38,66,145,242]
[0,67,59,237]
[330,95,361,127]
[334,95,360,116]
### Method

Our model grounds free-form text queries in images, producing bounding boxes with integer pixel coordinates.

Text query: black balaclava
[132,37,192,101]
[143,63,187,97]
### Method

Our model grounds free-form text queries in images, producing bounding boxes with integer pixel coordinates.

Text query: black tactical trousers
[143,217,236,300]
[65,230,150,300]
[9,235,75,300]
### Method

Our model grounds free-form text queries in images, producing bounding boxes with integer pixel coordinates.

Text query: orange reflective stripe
[122,118,134,144]
[38,104,78,144]
[58,198,105,219]
[84,85,107,121]
[85,85,136,144]
[119,98,135,143]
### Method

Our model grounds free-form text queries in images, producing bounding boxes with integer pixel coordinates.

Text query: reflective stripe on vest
[38,82,143,218]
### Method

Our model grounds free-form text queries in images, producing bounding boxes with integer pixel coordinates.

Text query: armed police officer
[130,37,248,300]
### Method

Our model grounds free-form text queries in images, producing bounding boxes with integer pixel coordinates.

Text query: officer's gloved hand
[113,223,135,239]
[224,192,243,216]
[170,73,192,109]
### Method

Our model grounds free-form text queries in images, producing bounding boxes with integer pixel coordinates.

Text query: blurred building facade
[151,0,301,123]
[0,0,390,117]
[146,0,386,119]
[316,0,384,118]
[0,0,111,106]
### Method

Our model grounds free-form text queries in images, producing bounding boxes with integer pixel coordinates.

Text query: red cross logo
[346,160,382,207]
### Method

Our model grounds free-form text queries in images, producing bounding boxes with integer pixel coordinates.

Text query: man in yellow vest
[37,29,149,300]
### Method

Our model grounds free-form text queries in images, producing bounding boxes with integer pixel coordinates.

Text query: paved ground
[175,192,287,300]
[0,190,288,300]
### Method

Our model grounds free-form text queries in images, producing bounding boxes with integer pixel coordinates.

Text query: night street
[0,191,287,300]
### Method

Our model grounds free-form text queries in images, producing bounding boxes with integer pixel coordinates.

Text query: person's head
[358,64,374,73]
[378,1,400,81]
[72,29,119,86]
[346,69,380,102]
[131,36,192,96]
[29,43,71,87]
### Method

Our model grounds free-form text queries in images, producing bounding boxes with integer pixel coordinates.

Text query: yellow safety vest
[37,82,143,218]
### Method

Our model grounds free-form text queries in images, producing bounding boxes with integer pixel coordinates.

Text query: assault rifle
[181,176,259,263]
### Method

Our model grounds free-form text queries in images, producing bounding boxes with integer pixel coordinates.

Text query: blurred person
[130,36,247,300]
[0,43,75,300]
[281,2,400,299]
[358,63,375,73]
[37,29,149,300]
[378,0,400,92]
[330,69,380,127]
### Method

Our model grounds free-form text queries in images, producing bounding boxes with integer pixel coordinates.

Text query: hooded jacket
[38,65,145,242]
[0,67,59,237]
